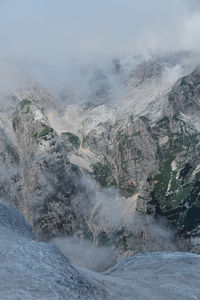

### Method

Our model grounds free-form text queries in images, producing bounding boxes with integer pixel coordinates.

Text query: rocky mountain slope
[80,66,200,234]
[79,60,200,241]
[0,52,200,263]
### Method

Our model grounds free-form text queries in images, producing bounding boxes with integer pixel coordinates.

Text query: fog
[0,0,198,272]
[0,1,200,94]
[51,178,177,272]
[1,0,200,60]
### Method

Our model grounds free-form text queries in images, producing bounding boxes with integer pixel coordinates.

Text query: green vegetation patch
[6,145,20,163]
[91,157,116,188]
[61,132,80,149]
[154,159,172,196]
[153,159,182,208]
[38,126,53,138]
[19,99,32,114]
[153,157,200,234]
[139,115,150,123]
[153,160,194,210]
[92,162,113,187]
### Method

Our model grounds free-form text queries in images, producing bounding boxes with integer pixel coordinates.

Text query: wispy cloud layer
[0,0,200,94]
[0,0,200,62]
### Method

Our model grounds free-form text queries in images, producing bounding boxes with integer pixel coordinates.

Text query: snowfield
[1,203,200,300]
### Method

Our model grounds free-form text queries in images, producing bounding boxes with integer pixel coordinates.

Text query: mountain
[0,52,200,263]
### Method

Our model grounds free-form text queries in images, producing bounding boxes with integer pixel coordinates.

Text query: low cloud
[52,236,117,272]
[51,177,177,271]
[0,1,200,95]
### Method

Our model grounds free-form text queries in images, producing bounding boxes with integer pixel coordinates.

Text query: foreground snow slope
[0,203,104,300]
[1,203,200,300]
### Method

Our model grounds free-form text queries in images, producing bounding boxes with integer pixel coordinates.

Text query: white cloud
[0,0,200,94]
[180,13,200,51]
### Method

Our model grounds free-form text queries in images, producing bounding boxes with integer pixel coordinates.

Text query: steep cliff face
[0,126,20,206]
[79,64,200,243]
[151,67,200,237]
[1,52,200,256]
[9,97,92,240]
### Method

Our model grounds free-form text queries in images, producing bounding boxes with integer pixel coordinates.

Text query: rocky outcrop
[10,98,92,240]
[0,126,20,207]
[76,61,200,248]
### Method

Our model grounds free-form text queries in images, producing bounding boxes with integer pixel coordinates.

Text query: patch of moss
[152,157,200,233]
[19,99,32,114]
[6,145,19,163]
[139,115,150,123]
[166,182,194,210]
[91,157,116,188]
[61,132,80,149]
[92,161,113,187]
[154,159,173,197]
[152,159,190,210]
[32,132,39,138]
[38,126,53,138]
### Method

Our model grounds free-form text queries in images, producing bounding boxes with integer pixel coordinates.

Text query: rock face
[75,58,200,244]
[11,97,93,240]
[1,52,200,257]
[0,90,93,241]
[1,203,200,300]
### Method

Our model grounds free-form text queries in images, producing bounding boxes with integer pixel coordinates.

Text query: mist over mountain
[1,0,200,94]
[1,1,200,299]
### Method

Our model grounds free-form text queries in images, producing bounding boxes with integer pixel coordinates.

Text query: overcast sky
[0,0,200,65]
[0,0,200,95]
